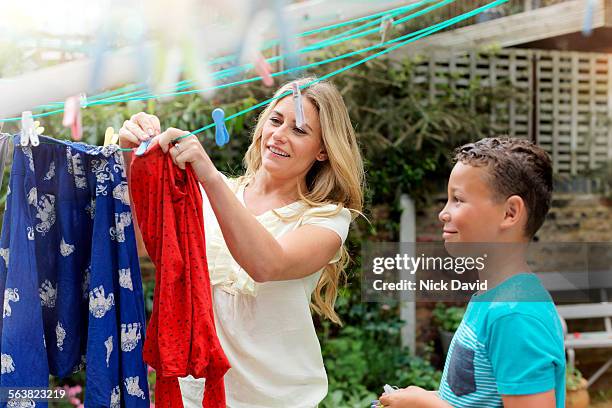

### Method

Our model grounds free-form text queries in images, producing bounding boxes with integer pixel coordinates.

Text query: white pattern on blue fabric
[1,353,15,374]
[113,182,130,205]
[7,398,35,407]
[39,280,57,308]
[110,385,121,408]
[0,248,8,267]
[34,194,56,235]
[60,238,75,257]
[124,376,146,399]
[120,323,142,352]
[105,336,113,367]
[43,162,55,181]
[66,148,87,189]
[89,285,115,318]
[119,268,133,291]
[109,212,132,243]
[3,288,19,318]
[7,397,35,407]
[56,321,66,351]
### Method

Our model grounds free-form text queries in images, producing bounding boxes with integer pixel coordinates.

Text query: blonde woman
[119,77,364,407]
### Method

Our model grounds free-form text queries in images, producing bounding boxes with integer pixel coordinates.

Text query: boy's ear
[501,195,526,231]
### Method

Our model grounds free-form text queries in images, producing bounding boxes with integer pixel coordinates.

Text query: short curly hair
[454,137,553,238]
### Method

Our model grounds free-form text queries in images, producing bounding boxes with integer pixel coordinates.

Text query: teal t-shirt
[439,273,566,408]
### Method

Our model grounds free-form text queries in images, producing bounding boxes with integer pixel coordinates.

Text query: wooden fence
[413,48,612,176]
[436,0,574,30]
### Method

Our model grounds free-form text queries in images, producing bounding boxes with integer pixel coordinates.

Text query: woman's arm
[157,128,343,283]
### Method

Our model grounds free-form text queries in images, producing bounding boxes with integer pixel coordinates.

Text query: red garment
[129,143,230,408]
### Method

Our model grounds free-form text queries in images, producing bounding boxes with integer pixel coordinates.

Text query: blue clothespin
[291,83,306,129]
[582,0,596,36]
[135,138,152,156]
[212,108,230,147]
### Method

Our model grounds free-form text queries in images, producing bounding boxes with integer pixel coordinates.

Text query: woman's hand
[118,112,161,149]
[156,128,218,184]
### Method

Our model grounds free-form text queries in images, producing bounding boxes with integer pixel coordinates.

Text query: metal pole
[400,194,416,352]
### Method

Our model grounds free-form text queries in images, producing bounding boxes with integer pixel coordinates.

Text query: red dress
[129,143,230,407]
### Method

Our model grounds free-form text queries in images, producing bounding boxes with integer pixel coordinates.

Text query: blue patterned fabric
[0,135,149,408]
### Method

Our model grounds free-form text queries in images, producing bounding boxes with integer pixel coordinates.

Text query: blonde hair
[240,77,364,324]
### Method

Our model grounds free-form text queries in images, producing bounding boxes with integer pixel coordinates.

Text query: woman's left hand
[156,127,217,184]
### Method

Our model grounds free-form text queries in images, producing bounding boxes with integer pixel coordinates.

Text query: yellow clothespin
[103,127,119,146]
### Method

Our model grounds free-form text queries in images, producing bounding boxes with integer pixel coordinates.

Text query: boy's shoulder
[466,273,563,338]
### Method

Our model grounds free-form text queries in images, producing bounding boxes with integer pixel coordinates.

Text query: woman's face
[259,95,326,180]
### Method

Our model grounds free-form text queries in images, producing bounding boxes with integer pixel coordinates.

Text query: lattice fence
[413,48,612,176]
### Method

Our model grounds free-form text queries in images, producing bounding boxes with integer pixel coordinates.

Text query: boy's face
[438,162,507,243]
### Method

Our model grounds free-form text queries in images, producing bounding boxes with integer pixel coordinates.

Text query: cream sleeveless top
[179,175,351,408]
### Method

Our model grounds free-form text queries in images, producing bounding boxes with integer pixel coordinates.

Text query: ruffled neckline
[237,182,305,219]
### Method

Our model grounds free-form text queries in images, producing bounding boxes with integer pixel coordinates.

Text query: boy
[380,137,566,408]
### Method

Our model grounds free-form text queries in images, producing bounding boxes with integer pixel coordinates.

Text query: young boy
[379,137,566,408]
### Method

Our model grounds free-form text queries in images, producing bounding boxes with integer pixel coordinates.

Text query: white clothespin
[291,82,306,129]
[383,384,399,395]
[380,15,394,43]
[21,111,43,147]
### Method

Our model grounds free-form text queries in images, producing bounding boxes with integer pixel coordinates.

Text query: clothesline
[10,0,439,117]
[0,0,508,153]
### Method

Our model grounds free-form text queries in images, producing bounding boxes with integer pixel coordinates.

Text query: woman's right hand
[118,112,162,149]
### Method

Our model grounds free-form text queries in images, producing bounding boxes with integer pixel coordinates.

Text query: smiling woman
[118,76,365,407]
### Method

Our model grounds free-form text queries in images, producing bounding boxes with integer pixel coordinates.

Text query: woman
[119,77,364,407]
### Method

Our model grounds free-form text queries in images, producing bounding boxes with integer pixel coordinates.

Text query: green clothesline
[167,0,508,146]
[3,0,508,155]
[2,0,456,125]
[26,0,438,114]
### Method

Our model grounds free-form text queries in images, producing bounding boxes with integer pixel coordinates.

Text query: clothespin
[291,83,306,129]
[135,138,153,156]
[273,0,300,72]
[20,111,43,147]
[235,8,275,87]
[383,384,399,395]
[62,95,84,141]
[582,0,596,36]
[212,108,230,147]
[380,15,394,43]
[103,127,119,146]
[254,52,274,87]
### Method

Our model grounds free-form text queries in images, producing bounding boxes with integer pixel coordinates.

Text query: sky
[0,0,106,36]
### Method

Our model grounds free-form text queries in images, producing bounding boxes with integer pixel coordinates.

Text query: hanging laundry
[0,135,149,408]
[129,143,229,408]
